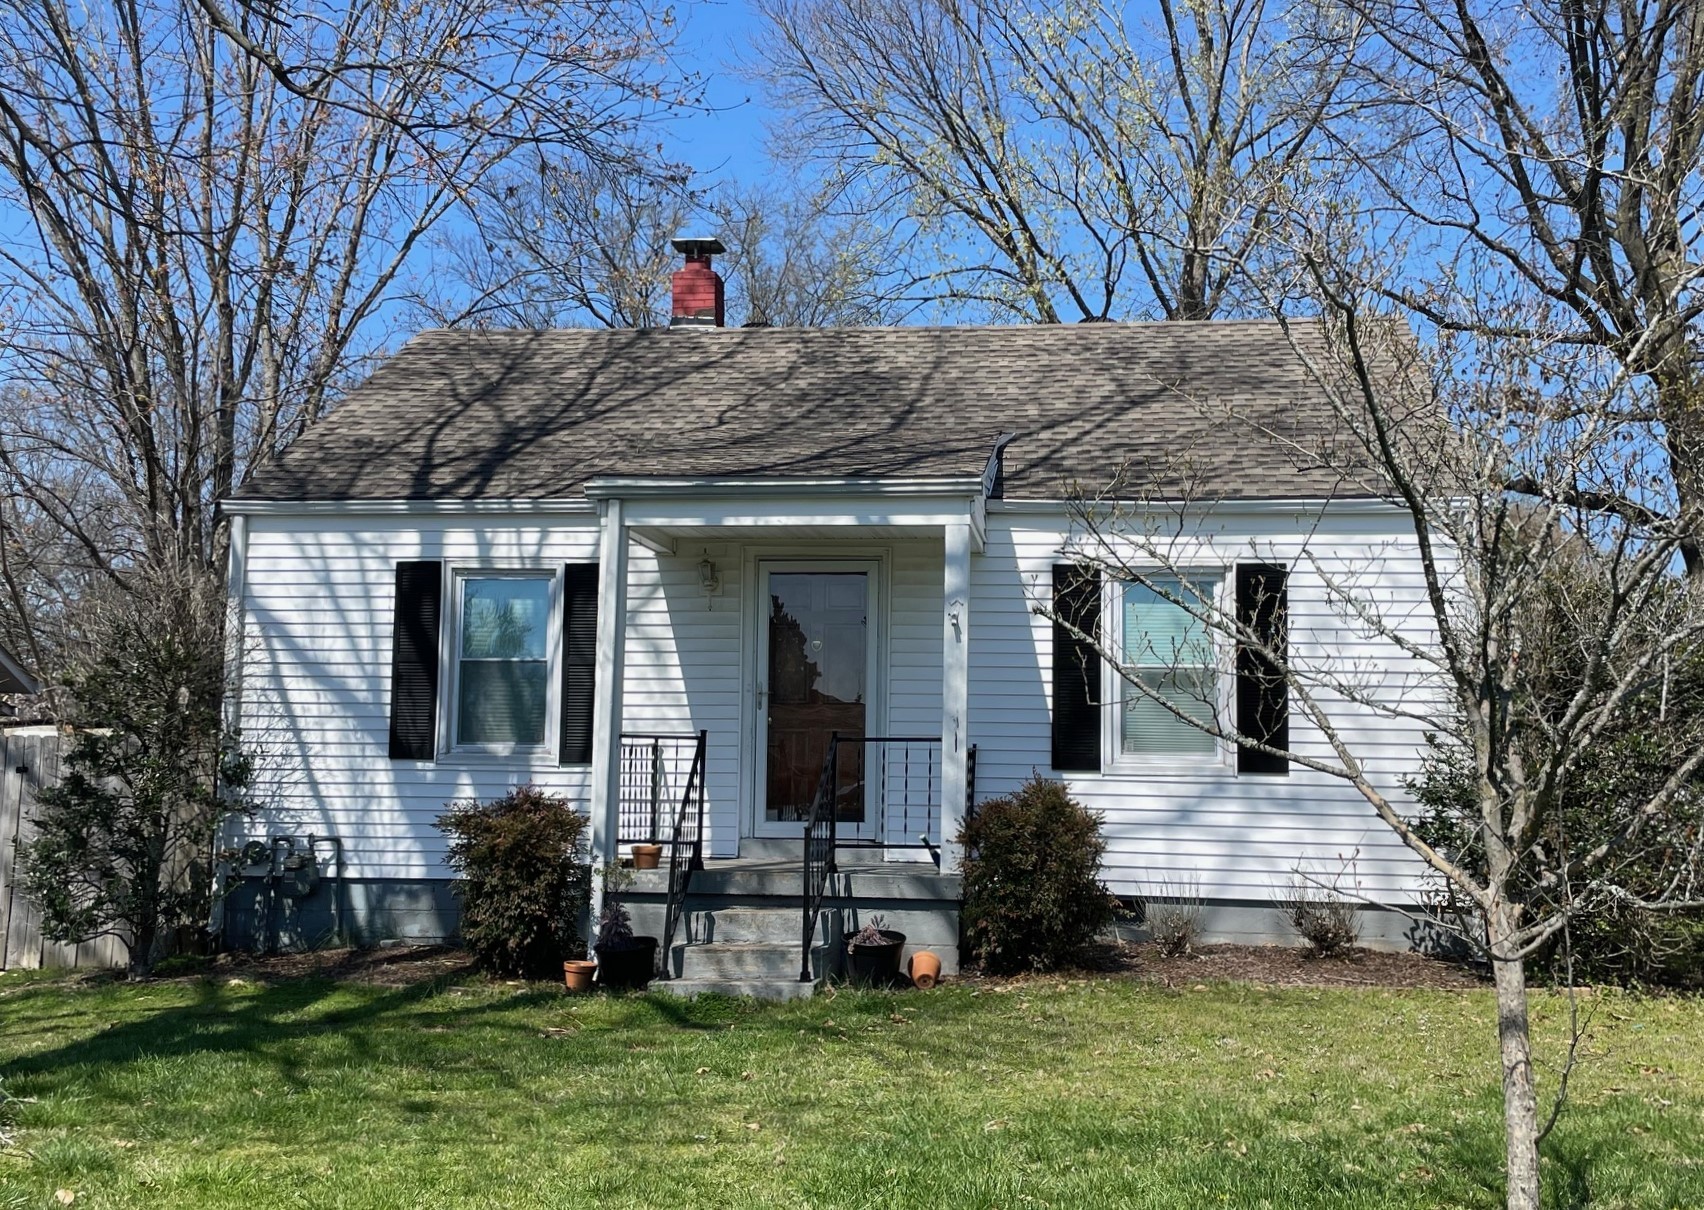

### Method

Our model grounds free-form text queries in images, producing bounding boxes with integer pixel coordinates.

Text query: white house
[220,240,1442,995]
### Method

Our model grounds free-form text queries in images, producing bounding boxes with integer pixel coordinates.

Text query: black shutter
[1236,563,1289,774]
[1051,564,1102,772]
[559,563,599,765]
[388,561,442,761]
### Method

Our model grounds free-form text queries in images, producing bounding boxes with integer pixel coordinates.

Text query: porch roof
[234,320,1393,507]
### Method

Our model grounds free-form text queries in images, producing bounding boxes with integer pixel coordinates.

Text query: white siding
[236,522,948,876]
[236,507,1440,902]
[969,512,1442,904]
[238,517,602,880]
[619,542,743,856]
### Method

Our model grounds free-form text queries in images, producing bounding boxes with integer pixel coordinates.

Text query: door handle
[757,685,766,710]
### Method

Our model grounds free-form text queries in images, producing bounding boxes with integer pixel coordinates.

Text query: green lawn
[0,964,1700,1209]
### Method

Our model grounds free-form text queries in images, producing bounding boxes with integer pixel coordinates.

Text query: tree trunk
[1489,909,1542,1210]
[126,922,158,982]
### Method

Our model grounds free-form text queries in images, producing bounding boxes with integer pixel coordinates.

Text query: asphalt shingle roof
[235,320,1381,503]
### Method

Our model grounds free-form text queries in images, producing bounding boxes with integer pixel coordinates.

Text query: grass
[0,966,1700,1209]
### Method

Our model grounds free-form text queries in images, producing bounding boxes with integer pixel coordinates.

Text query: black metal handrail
[618,733,701,844]
[658,730,708,979]
[820,735,978,858]
[799,732,840,982]
[834,735,942,851]
[965,743,979,824]
[800,734,980,978]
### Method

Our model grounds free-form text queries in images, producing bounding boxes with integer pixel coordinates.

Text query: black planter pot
[843,929,907,987]
[595,936,659,989]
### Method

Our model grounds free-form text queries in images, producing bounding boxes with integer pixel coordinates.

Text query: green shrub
[436,785,590,979]
[1409,731,1704,990]
[958,774,1119,973]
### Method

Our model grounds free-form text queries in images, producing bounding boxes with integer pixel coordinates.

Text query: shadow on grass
[0,971,557,1094]
[1,970,1685,1209]
[2,967,1024,1109]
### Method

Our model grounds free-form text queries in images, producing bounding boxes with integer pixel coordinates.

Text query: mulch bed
[962,941,1487,992]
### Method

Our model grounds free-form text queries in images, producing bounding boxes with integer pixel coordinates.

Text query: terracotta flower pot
[563,959,596,993]
[908,951,943,990]
[632,844,663,870]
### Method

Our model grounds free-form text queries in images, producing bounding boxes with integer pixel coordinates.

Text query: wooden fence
[0,727,126,970]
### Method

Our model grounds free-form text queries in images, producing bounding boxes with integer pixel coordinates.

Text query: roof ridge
[404,317,1307,340]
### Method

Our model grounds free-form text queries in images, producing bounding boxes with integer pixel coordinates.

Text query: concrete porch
[623,856,962,1000]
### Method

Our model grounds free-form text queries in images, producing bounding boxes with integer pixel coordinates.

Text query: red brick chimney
[670,235,726,329]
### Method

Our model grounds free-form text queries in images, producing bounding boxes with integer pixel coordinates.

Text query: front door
[756,563,877,839]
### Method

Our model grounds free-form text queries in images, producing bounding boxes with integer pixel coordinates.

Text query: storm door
[755,565,877,838]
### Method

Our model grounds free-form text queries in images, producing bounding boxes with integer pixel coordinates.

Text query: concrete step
[655,977,816,1002]
[677,941,815,981]
[631,862,959,901]
[690,907,804,945]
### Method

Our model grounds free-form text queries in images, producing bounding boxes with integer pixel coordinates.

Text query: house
[0,642,41,718]
[219,239,1440,995]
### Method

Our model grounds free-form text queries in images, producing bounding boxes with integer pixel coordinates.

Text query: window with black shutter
[388,561,442,761]
[1235,563,1289,774]
[559,563,598,765]
[1051,564,1102,772]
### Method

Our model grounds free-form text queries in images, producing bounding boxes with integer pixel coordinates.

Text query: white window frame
[1103,568,1232,772]
[440,565,562,759]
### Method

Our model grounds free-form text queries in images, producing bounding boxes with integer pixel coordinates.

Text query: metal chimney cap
[671,233,726,256]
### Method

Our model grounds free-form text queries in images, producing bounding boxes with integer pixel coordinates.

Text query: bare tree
[1047,299,1704,1210]
[1336,0,1704,575]
[755,0,1355,321]
[710,185,907,326]
[451,155,696,330]
[0,0,684,672]
[447,170,907,329]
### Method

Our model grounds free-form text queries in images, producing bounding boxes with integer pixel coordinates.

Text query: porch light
[699,558,721,597]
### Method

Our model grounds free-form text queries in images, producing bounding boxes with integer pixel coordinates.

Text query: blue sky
[664,0,781,189]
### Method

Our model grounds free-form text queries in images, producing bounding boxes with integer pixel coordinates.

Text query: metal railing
[618,734,702,845]
[659,731,707,978]
[823,735,978,854]
[799,733,978,981]
[799,735,842,982]
[619,731,707,980]
[841,736,942,850]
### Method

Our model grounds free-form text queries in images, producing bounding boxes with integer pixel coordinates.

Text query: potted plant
[563,958,596,993]
[631,843,662,870]
[593,863,658,989]
[843,915,907,987]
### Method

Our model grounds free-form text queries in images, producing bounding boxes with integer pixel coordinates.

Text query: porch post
[939,520,972,872]
[588,498,630,924]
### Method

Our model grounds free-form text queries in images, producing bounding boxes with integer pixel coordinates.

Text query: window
[1120,576,1220,758]
[455,575,554,747]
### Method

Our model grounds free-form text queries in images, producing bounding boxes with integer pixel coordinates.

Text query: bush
[1145,873,1204,958]
[958,774,1119,973]
[18,560,251,980]
[1410,730,1704,989]
[1279,875,1361,956]
[436,785,590,979]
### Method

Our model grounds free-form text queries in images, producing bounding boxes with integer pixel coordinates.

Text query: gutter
[220,497,599,517]
[582,475,987,500]
[985,495,1404,516]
